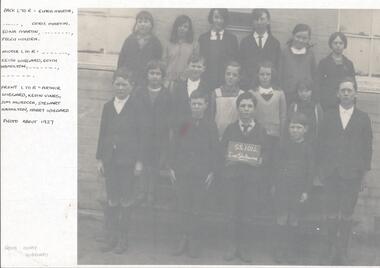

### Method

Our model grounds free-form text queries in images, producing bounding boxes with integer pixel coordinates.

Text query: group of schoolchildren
[95,8,373,265]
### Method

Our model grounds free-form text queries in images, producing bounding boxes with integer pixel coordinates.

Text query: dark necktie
[242,124,250,135]
[261,92,273,101]
[216,31,221,40]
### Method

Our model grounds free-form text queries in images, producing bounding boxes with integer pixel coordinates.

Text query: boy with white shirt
[317,77,373,265]
[96,68,144,254]
[171,54,211,129]
[239,9,281,90]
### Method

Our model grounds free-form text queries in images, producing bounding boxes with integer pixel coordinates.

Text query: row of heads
[133,9,349,50]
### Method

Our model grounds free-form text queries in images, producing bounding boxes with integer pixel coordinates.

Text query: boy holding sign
[221,91,270,263]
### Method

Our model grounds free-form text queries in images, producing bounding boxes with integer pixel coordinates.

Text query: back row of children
[117,8,356,111]
[96,8,372,265]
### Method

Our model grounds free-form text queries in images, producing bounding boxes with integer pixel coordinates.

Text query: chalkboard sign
[227,141,262,166]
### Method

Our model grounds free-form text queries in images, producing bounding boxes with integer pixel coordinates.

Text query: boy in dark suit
[239,9,281,90]
[168,89,220,258]
[171,54,211,129]
[96,68,144,254]
[221,91,270,263]
[317,77,373,265]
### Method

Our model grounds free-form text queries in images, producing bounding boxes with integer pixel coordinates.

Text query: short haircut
[296,79,313,92]
[288,112,309,127]
[133,10,154,33]
[144,60,166,79]
[170,15,194,43]
[224,60,242,74]
[328,32,348,49]
[208,8,229,27]
[292,23,311,36]
[255,60,278,87]
[187,53,206,66]
[236,91,257,108]
[189,89,208,101]
[251,8,271,33]
[338,76,357,91]
[112,67,136,85]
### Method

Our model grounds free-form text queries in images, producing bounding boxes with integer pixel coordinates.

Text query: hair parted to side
[328,32,348,49]
[236,91,257,108]
[113,67,136,85]
[189,89,208,101]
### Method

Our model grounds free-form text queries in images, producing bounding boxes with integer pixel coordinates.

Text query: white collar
[187,79,200,97]
[239,119,255,129]
[114,96,129,103]
[290,46,307,55]
[148,86,162,93]
[258,86,274,95]
[253,31,268,39]
[210,29,224,40]
[339,105,354,114]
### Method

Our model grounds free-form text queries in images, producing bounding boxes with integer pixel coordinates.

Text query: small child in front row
[210,60,244,139]
[96,68,144,254]
[249,61,287,211]
[168,89,220,258]
[272,112,315,264]
[289,79,323,142]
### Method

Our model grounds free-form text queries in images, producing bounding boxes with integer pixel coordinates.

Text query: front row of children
[96,58,372,265]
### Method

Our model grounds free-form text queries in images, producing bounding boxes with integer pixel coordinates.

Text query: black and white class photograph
[77,8,380,265]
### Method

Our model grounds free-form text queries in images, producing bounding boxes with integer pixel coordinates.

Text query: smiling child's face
[212,10,224,31]
[113,77,134,100]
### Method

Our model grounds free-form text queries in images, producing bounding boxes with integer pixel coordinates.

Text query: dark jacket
[96,96,143,170]
[221,121,270,179]
[169,117,220,179]
[317,107,372,180]
[171,78,211,129]
[239,33,281,90]
[198,30,239,90]
[318,54,356,110]
[117,33,162,84]
[135,86,173,167]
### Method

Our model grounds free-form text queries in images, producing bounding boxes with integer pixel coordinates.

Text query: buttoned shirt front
[339,105,354,130]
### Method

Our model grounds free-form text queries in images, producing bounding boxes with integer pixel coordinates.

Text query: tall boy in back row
[317,77,372,265]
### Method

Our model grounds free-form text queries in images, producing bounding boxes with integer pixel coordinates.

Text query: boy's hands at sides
[97,160,105,176]
[134,161,143,176]
[205,172,214,189]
